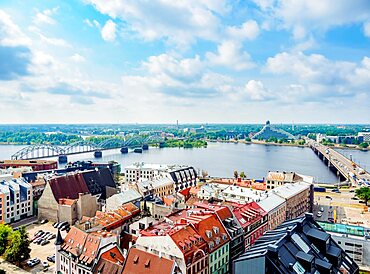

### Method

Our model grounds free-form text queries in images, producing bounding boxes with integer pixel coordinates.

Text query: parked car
[351,197,359,200]
[47,234,56,240]
[41,240,50,246]
[325,196,333,200]
[57,221,68,229]
[42,261,49,268]
[317,212,322,217]
[320,207,324,212]
[53,222,59,228]
[27,258,40,267]
[60,223,70,231]
[47,254,55,263]
[40,219,48,224]
[349,190,355,193]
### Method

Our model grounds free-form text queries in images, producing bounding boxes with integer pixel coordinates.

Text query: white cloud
[206,41,254,71]
[0,9,31,46]
[38,33,71,47]
[33,7,59,25]
[265,51,370,101]
[84,0,229,47]
[227,20,260,41]
[364,21,370,37]
[101,20,116,42]
[253,0,370,39]
[70,54,86,63]
[244,80,273,101]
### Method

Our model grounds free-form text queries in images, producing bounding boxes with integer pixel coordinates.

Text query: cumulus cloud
[265,51,370,102]
[33,7,59,25]
[101,19,117,42]
[227,20,260,41]
[84,0,229,47]
[0,10,31,46]
[253,0,370,39]
[206,41,254,71]
[244,80,274,101]
[70,54,85,63]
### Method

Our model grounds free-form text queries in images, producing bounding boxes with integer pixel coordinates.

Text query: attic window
[145,259,151,268]
[209,241,214,249]
[133,255,139,264]
[206,230,212,238]
[221,233,227,241]
[215,237,220,245]
[213,226,219,234]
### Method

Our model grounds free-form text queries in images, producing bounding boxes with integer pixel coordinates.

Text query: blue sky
[0,0,370,124]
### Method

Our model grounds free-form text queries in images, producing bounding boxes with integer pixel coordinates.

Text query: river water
[2,143,370,183]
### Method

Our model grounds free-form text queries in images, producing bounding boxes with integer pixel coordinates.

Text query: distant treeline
[0,132,82,145]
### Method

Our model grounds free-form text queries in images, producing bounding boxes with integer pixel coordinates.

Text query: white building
[137,177,174,198]
[358,132,370,142]
[0,176,33,224]
[257,193,286,230]
[124,163,197,192]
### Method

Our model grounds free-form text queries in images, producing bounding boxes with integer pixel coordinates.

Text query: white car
[42,261,49,268]
[317,212,322,217]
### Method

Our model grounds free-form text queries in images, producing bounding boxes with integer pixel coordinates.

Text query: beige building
[266,171,314,190]
[57,193,99,224]
[257,193,286,230]
[272,182,313,220]
[136,177,174,198]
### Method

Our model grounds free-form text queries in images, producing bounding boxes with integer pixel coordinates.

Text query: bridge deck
[310,141,370,185]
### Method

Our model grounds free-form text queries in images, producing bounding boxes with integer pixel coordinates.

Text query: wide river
[1,143,370,183]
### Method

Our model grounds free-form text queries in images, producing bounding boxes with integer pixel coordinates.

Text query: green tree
[4,226,30,265]
[233,170,238,179]
[0,269,6,274]
[355,187,370,205]
[359,142,369,149]
[0,224,12,255]
[240,171,246,178]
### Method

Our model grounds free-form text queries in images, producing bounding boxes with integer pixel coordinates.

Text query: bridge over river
[11,135,165,163]
[309,140,370,186]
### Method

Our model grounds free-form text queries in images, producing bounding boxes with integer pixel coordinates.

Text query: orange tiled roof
[94,245,125,274]
[61,226,88,257]
[123,247,175,274]
[193,202,232,221]
[59,198,77,206]
[232,202,267,229]
[166,209,230,253]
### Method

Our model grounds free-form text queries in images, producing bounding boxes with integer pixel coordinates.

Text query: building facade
[0,159,58,171]
[0,177,33,224]
[257,193,286,231]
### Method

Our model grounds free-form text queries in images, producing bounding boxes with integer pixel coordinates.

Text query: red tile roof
[140,221,207,264]
[232,201,267,229]
[61,226,88,257]
[123,247,175,274]
[94,245,125,274]
[90,203,139,231]
[49,173,89,202]
[166,209,230,253]
[193,202,232,221]
[59,198,77,206]
[61,226,117,264]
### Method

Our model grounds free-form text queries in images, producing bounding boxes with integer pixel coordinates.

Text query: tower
[55,229,63,273]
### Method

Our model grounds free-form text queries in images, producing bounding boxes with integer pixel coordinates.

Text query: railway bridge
[11,135,165,163]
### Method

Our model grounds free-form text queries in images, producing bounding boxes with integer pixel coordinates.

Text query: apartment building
[0,176,33,224]
[137,177,174,198]
[257,192,286,230]
[266,171,314,190]
[125,163,197,191]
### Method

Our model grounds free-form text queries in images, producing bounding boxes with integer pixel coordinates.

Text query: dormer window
[221,233,227,241]
[215,237,220,245]
[209,241,214,249]
[213,226,219,234]
[206,230,212,238]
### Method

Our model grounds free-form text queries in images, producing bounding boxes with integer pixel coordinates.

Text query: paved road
[309,141,370,184]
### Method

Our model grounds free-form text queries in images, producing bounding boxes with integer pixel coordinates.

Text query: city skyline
[1,0,370,124]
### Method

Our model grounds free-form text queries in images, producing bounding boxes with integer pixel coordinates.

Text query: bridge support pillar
[120,147,128,154]
[142,144,149,150]
[94,150,103,158]
[58,155,68,164]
